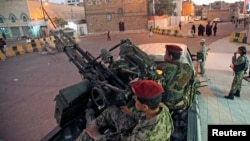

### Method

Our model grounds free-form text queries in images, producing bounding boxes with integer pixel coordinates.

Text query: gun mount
[49,30,162,126]
[43,30,202,141]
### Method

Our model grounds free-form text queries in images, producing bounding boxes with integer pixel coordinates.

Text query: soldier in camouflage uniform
[225,46,248,100]
[77,80,174,141]
[198,39,207,75]
[157,45,194,111]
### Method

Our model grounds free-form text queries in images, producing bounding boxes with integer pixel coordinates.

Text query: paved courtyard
[0,21,250,141]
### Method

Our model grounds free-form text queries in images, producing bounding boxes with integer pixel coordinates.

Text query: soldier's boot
[234,90,240,97]
[224,93,234,100]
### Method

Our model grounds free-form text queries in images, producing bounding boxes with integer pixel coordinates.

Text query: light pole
[152,0,156,28]
[41,0,45,21]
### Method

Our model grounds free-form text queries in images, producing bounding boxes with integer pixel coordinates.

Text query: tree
[53,17,68,28]
[148,0,176,16]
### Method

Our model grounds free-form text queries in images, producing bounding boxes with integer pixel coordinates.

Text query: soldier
[225,46,248,100]
[77,80,174,141]
[157,45,194,111]
[198,39,208,75]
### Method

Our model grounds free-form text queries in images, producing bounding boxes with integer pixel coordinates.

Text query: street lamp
[40,0,48,21]
[152,0,156,28]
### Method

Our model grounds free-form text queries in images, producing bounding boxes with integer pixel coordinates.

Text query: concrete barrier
[45,36,56,49]
[229,32,247,43]
[33,39,43,52]
[5,45,25,57]
[153,28,182,37]
[0,51,6,61]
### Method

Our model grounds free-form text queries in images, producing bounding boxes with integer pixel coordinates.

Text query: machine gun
[50,30,163,127]
[43,29,171,141]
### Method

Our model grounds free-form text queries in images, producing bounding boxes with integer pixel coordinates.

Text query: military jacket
[200,44,207,62]
[124,103,174,141]
[160,61,193,95]
[232,54,247,73]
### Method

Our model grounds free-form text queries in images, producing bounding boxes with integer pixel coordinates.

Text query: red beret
[131,80,164,99]
[165,44,183,54]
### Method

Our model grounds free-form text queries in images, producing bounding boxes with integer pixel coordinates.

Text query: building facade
[194,1,244,22]
[64,0,84,6]
[0,0,85,39]
[83,0,148,34]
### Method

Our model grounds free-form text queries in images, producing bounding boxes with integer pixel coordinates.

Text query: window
[22,16,27,22]
[95,0,101,5]
[106,0,111,3]
[87,0,93,5]
[10,16,16,23]
[21,14,29,22]
[0,17,4,23]
[118,8,123,15]
[106,13,112,22]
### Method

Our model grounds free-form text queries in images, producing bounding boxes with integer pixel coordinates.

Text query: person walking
[198,24,204,36]
[197,39,208,75]
[107,31,111,41]
[76,80,174,141]
[149,26,153,37]
[206,22,212,37]
[191,24,196,34]
[179,21,182,30]
[213,23,217,36]
[225,46,248,100]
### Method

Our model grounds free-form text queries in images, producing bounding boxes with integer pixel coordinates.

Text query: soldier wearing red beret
[157,44,194,111]
[77,80,174,141]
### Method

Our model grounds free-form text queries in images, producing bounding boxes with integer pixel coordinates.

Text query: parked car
[213,18,221,23]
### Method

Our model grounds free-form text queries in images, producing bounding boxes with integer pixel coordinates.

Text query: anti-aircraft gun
[42,30,161,141]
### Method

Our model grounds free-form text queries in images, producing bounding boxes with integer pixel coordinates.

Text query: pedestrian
[149,26,153,37]
[157,45,194,111]
[179,21,181,30]
[0,38,6,53]
[206,22,212,36]
[107,31,111,41]
[225,46,248,100]
[191,24,196,35]
[197,39,208,75]
[213,23,217,36]
[26,36,31,43]
[198,24,204,36]
[76,80,174,141]
[235,22,238,29]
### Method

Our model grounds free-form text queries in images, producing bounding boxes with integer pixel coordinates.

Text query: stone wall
[84,0,148,33]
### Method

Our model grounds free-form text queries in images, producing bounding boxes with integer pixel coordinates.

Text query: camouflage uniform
[77,103,173,141]
[230,54,247,94]
[159,61,194,110]
[199,42,207,75]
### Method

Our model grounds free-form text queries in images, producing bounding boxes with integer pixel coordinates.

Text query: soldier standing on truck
[76,80,174,141]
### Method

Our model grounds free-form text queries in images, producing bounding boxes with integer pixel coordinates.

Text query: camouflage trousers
[230,71,244,93]
[77,105,137,141]
[199,62,205,74]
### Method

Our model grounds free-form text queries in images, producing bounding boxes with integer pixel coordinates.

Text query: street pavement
[197,36,250,141]
[0,21,250,141]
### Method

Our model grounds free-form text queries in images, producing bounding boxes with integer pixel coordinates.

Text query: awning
[28,20,47,26]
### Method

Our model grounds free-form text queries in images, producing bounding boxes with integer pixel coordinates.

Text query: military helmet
[200,39,206,43]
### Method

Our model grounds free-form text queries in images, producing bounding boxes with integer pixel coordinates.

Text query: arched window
[21,13,29,22]
[0,16,4,23]
[9,14,17,23]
